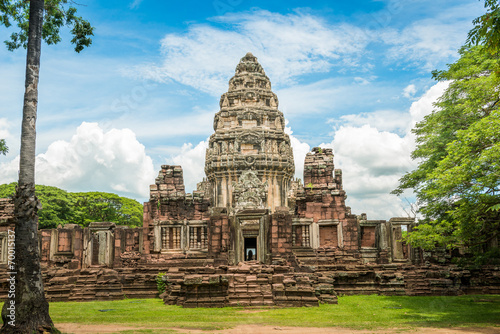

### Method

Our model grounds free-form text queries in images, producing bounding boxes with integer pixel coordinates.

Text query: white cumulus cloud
[0,118,11,140]
[403,84,417,99]
[322,81,448,219]
[169,140,209,193]
[285,125,311,182]
[407,81,449,131]
[0,122,156,200]
[332,109,410,134]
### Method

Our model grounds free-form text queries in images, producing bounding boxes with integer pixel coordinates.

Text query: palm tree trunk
[0,0,56,332]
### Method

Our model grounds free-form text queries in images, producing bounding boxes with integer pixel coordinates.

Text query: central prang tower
[205,52,295,212]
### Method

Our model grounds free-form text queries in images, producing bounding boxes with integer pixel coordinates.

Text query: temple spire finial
[235,52,265,75]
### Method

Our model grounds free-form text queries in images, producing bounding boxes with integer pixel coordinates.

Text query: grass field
[2,295,500,333]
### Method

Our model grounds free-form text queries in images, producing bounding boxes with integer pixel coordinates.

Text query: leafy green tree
[393,46,500,261]
[72,192,143,227]
[0,138,7,155]
[0,182,17,197]
[0,1,93,332]
[0,183,143,229]
[468,0,500,53]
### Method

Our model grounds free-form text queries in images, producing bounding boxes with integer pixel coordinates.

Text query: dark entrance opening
[91,232,100,265]
[244,237,257,261]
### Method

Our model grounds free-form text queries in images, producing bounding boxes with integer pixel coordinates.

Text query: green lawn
[2,295,499,333]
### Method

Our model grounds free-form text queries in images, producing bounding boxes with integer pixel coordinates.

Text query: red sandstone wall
[208,214,230,264]
[269,211,293,259]
[143,165,212,257]
[0,198,14,233]
[319,225,338,247]
[296,147,360,252]
[146,165,211,223]
[360,226,376,248]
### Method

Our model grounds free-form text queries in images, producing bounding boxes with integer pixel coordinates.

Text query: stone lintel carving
[233,170,268,211]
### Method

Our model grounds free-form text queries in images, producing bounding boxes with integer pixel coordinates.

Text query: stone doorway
[392,225,409,261]
[83,222,115,268]
[91,231,110,266]
[91,232,100,265]
[244,237,257,261]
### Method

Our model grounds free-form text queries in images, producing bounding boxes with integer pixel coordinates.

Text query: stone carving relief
[236,61,263,74]
[196,179,212,198]
[244,78,254,88]
[238,132,262,146]
[272,140,278,154]
[245,156,256,165]
[245,91,255,100]
[233,170,267,211]
[237,132,263,155]
[270,97,277,107]
[287,179,303,210]
[213,115,219,130]
[279,141,286,154]
[241,111,258,121]
[275,117,282,130]
[265,140,271,153]
[222,95,229,107]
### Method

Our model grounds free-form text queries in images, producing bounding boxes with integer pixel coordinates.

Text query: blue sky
[0,0,484,219]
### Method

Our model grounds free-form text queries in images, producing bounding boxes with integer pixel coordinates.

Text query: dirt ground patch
[56,323,500,334]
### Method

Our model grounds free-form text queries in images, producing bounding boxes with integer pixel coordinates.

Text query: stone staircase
[161,262,338,307]
[226,262,275,307]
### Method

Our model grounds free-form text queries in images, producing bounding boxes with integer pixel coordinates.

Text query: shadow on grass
[380,295,500,328]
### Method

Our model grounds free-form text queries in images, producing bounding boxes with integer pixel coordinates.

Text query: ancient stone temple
[142,53,366,268]
[0,53,499,306]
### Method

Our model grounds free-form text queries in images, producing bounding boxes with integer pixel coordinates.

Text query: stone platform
[1,262,497,306]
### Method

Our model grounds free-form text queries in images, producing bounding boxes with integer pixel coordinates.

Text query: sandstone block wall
[269,211,293,260]
[146,165,211,223]
[208,213,230,265]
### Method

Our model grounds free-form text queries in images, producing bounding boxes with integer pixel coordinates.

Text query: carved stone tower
[205,52,295,213]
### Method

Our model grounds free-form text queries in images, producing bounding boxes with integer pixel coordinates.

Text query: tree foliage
[0,138,7,155]
[0,183,144,228]
[393,46,500,259]
[0,0,93,52]
[468,1,500,52]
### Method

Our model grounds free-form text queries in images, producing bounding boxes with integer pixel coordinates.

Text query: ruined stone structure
[1,54,499,306]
